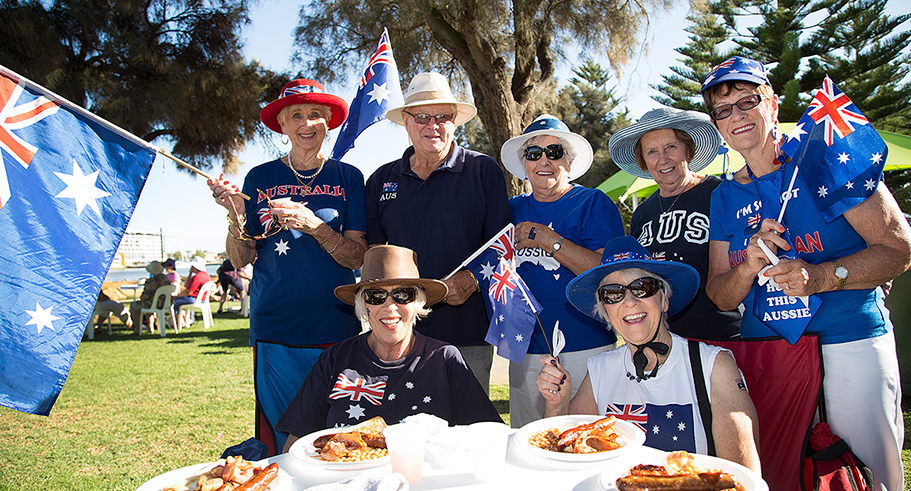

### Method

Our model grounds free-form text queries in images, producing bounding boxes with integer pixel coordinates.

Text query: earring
[281,134,289,145]
[324,133,331,142]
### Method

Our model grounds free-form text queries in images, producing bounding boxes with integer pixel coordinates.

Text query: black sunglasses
[598,277,664,305]
[403,111,454,125]
[710,94,765,120]
[363,287,418,305]
[523,144,565,161]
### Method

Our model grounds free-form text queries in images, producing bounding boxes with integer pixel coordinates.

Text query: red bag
[802,422,875,491]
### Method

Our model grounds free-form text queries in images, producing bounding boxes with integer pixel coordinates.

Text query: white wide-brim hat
[608,108,721,179]
[385,72,477,126]
[189,256,207,271]
[500,114,593,181]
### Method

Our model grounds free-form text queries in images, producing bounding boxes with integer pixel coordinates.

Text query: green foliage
[0,0,289,174]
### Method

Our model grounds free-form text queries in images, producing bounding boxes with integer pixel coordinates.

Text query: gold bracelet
[326,232,343,254]
[227,224,253,241]
[469,270,480,292]
[318,229,334,245]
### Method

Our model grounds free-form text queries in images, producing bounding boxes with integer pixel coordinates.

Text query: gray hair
[518,135,577,165]
[353,286,432,330]
[592,268,672,329]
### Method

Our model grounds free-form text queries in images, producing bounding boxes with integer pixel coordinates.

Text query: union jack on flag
[257,206,275,229]
[331,28,404,161]
[605,403,648,432]
[0,66,155,415]
[747,213,762,228]
[329,373,386,406]
[613,252,632,261]
[489,258,517,305]
[489,225,515,263]
[780,75,887,222]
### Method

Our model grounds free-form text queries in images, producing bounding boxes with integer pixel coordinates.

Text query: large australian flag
[330,28,404,160]
[780,75,887,223]
[0,66,155,415]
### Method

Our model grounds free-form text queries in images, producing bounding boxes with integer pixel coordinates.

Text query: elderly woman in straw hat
[609,108,740,340]
[277,245,502,451]
[537,236,760,472]
[366,73,511,394]
[129,260,171,335]
[207,79,367,453]
[498,115,624,427]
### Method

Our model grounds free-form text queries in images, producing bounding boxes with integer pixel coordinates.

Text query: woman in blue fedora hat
[500,115,625,428]
[537,236,760,473]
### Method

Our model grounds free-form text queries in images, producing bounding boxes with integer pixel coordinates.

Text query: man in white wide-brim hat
[365,72,511,394]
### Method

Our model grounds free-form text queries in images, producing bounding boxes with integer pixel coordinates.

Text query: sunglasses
[363,287,418,305]
[597,277,664,305]
[403,111,454,125]
[524,144,565,161]
[710,94,765,120]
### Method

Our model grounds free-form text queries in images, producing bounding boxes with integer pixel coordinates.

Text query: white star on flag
[666,410,674,419]
[865,179,877,191]
[388,393,396,400]
[479,262,496,280]
[346,404,365,420]
[515,333,524,342]
[837,152,850,164]
[25,302,59,334]
[871,152,883,164]
[274,239,290,255]
[846,181,854,189]
[748,65,766,78]
[652,425,660,434]
[366,82,392,104]
[54,160,110,216]
[787,123,807,142]
[405,381,414,389]
[678,422,686,431]
[423,395,431,403]
[818,186,829,198]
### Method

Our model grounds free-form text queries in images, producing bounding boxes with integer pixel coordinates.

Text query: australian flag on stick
[331,28,404,160]
[780,75,886,223]
[0,65,155,415]
[458,224,542,363]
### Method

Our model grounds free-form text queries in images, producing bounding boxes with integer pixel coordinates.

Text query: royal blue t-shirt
[708,162,891,344]
[510,185,622,353]
[241,158,365,346]
[366,145,512,346]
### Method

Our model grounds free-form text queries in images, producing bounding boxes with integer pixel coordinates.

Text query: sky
[125,0,907,253]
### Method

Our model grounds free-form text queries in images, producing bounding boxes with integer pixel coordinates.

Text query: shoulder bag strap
[688,339,715,456]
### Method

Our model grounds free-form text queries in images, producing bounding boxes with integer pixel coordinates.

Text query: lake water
[104,264,221,283]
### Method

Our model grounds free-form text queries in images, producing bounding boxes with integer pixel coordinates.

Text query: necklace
[657,179,694,214]
[286,153,325,188]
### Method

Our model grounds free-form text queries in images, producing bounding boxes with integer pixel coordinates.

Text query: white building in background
[114,230,164,267]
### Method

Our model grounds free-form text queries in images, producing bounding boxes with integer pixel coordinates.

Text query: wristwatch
[550,236,564,256]
[833,261,848,291]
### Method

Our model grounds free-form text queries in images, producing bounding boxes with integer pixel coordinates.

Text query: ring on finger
[784,282,790,290]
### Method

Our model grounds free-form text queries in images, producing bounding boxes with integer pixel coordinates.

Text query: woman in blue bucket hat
[536,236,760,473]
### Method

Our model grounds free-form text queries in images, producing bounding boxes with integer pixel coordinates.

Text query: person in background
[172,256,212,328]
[365,72,511,394]
[216,258,245,313]
[609,107,740,339]
[129,260,171,335]
[91,291,132,331]
[162,258,181,287]
[499,115,623,427]
[207,78,366,455]
[702,56,911,490]
[277,245,502,451]
[537,236,760,473]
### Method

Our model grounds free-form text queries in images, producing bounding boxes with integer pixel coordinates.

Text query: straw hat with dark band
[608,108,722,180]
[385,72,476,126]
[334,245,448,306]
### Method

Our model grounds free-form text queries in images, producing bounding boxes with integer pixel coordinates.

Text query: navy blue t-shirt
[365,145,512,346]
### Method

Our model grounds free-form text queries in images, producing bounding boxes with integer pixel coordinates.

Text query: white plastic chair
[84,307,112,340]
[139,284,178,337]
[178,281,216,330]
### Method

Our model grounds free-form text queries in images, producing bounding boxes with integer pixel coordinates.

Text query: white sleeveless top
[587,332,728,453]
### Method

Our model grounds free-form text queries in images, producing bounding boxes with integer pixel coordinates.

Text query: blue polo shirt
[366,144,512,345]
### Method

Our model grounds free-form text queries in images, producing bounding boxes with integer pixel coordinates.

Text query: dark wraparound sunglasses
[710,94,765,120]
[523,144,565,161]
[363,287,418,305]
[598,277,664,305]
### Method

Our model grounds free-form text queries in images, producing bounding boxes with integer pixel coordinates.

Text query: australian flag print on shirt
[605,403,696,452]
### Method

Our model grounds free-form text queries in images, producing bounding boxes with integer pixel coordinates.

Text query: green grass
[0,303,906,489]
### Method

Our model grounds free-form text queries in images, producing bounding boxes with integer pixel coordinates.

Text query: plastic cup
[467,421,513,482]
[383,423,431,482]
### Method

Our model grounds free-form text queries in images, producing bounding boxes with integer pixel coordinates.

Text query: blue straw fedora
[565,236,700,320]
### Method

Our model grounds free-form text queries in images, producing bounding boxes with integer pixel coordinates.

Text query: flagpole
[1,65,249,201]
[443,223,514,279]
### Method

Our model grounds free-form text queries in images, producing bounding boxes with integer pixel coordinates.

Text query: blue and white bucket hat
[500,114,594,181]
[566,236,700,320]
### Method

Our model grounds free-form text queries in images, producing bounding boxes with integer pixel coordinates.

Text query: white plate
[289,426,391,471]
[599,452,768,491]
[513,414,646,463]
[135,459,289,491]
